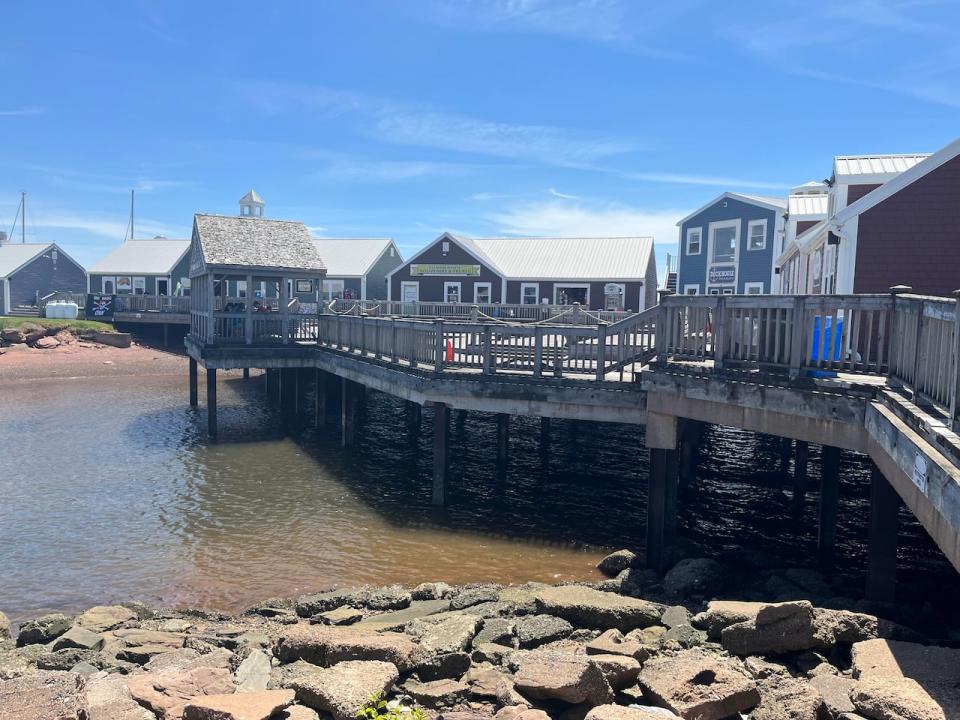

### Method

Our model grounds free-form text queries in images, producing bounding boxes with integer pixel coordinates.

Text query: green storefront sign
[410,263,481,277]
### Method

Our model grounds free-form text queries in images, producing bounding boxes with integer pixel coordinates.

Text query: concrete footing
[867,464,900,602]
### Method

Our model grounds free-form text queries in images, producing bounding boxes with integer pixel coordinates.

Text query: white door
[401,282,419,302]
[102,277,116,294]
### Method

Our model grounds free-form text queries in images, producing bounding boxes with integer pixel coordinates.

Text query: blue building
[676,192,786,295]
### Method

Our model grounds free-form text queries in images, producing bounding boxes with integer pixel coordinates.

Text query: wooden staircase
[7,305,41,318]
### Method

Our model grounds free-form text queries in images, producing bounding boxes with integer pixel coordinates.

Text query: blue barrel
[810,316,843,362]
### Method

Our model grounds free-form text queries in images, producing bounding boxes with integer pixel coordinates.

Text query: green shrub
[357,693,427,720]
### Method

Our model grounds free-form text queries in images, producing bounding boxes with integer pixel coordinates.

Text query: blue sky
[2,1,958,275]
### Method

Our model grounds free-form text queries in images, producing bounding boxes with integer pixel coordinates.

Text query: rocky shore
[1,554,957,720]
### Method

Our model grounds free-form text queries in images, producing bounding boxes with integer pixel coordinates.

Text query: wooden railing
[115,295,191,314]
[326,298,633,324]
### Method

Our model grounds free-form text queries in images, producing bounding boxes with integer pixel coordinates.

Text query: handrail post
[533,326,543,378]
[789,296,805,378]
[280,275,290,344]
[952,289,960,430]
[391,317,399,363]
[470,305,479,322]
[595,321,608,382]
[434,318,445,373]
[910,296,926,401]
[713,296,727,370]
[482,326,493,375]
[654,302,668,362]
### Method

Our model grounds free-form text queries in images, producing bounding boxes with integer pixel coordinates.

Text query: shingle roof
[193,214,325,273]
[453,234,655,281]
[88,239,190,275]
[788,194,828,218]
[833,153,929,181]
[0,243,54,278]
[312,238,397,277]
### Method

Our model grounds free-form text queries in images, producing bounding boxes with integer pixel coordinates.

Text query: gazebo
[188,213,326,345]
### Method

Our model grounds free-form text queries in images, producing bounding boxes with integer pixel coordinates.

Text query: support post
[315,368,327,428]
[793,440,809,505]
[188,357,198,407]
[496,413,510,463]
[245,273,254,345]
[539,416,550,450]
[341,378,356,447]
[646,447,679,572]
[779,437,793,474]
[432,403,449,506]
[206,368,217,439]
[818,445,841,568]
[163,322,169,348]
[280,276,290,344]
[866,465,899,602]
[408,401,422,430]
[678,420,699,491]
[243,367,250,380]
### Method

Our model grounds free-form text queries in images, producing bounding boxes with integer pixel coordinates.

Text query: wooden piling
[206,368,217,439]
[867,465,900,602]
[646,447,679,572]
[818,445,841,568]
[496,413,510,463]
[433,403,449,506]
[794,440,809,506]
[188,357,198,408]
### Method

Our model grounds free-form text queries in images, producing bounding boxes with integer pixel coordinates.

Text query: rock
[294,587,371,617]
[534,585,662,631]
[158,620,194,633]
[497,677,532,708]
[751,676,828,720]
[0,328,24,343]
[280,659,399,720]
[236,649,272,692]
[113,628,186,664]
[314,607,363,626]
[412,582,454,601]
[16,613,72,646]
[462,665,509,699]
[638,648,760,720]
[810,674,856,717]
[662,558,725,599]
[851,676,946,720]
[86,672,156,720]
[0,644,46,679]
[743,656,791,680]
[471,642,515,666]
[451,587,501,610]
[588,653,641,691]
[415,651,471,681]
[441,713,489,720]
[783,568,833,597]
[37,648,99,671]
[814,609,921,646]
[692,600,763,639]
[278,707,321,720]
[126,666,235,719]
[661,606,691,629]
[93,331,132,348]
[52,626,105,652]
[597,550,637,577]
[0,671,88,720]
[356,599,450,631]
[585,630,647,662]
[182,689,296,720]
[0,612,9,639]
[721,601,819,656]
[34,335,60,349]
[475,617,516,647]
[71,662,100,677]
[513,651,613,706]
[276,625,426,672]
[585,706,682,720]
[495,707,551,720]
[403,678,471,708]
[143,648,233,674]
[851,639,958,718]
[407,614,480,654]
[77,605,139,632]
[664,624,706,649]
[515,615,574,649]
[625,625,667,655]
[366,585,412,611]
[616,568,661,599]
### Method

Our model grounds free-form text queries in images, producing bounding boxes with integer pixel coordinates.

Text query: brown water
[1,370,958,629]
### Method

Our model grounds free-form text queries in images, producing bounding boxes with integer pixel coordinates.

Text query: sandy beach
[0,340,189,383]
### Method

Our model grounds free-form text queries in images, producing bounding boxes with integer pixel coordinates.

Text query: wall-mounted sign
[411,263,481,277]
[116,276,132,293]
[913,453,928,493]
[295,279,314,293]
[86,294,115,320]
[708,265,736,285]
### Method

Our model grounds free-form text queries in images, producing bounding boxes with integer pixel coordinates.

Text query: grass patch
[0,316,115,333]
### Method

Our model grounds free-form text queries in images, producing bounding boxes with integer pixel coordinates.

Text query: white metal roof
[455,234,655,281]
[88,239,190,275]
[312,238,398,277]
[832,137,960,229]
[833,153,929,183]
[239,189,264,204]
[788,193,829,218]
[675,192,787,227]
[0,243,56,278]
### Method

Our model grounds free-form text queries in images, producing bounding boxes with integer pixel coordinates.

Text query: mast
[130,189,135,242]
[21,191,25,243]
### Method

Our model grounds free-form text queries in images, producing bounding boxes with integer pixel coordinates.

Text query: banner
[86,294,115,320]
[410,263,481,277]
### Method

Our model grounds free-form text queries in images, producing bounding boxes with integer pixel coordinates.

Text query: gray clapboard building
[0,239,86,315]
[87,238,192,296]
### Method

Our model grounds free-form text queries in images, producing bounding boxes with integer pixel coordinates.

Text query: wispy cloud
[312,157,462,182]
[548,187,582,200]
[35,213,185,240]
[0,105,45,117]
[13,162,193,195]
[623,170,789,190]
[470,192,508,201]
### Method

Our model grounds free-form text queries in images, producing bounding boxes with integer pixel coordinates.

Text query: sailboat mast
[21,191,25,243]
[130,189,135,242]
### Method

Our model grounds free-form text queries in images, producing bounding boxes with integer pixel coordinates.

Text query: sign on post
[86,294,115,321]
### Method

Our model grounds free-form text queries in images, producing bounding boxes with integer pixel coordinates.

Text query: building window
[236,280,247,298]
[683,284,700,295]
[444,282,461,303]
[686,227,702,255]
[474,282,492,304]
[116,276,133,294]
[320,279,345,301]
[747,220,767,251]
[102,277,116,294]
[441,240,450,254]
[709,221,739,263]
[521,283,539,305]
[744,282,764,295]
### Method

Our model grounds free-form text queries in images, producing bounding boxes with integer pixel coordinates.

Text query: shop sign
[411,264,480,277]
[708,265,736,285]
[86,294,115,320]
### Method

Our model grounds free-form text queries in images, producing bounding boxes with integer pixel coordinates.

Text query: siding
[847,183,882,205]
[853,154,960,296]
[504,280,644,310]
[796,220,819,236]
[678,198,779,294]
[390,238,503,302]
[8,247,86,308]
[364,243,403,299]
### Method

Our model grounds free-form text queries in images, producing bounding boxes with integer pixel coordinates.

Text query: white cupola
[239,190,265,217]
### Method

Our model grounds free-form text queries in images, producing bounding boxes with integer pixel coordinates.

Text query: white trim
[553,283,590,306]
[744,281,764,295]
[685,226,702,255]
[706,219,740,289]
[520,282,540,305]
[386,232,503,279]
[360,276,367,300]
[683,284,700,295]
[443,281,462,303]
[102,276,117,294]
[836,215,858,294]
[675,192,786,227]
[400,281,419,302]
[156,277,170,296]
[474,281,493,304]
[2,278,9,314]
[746,219,767,251]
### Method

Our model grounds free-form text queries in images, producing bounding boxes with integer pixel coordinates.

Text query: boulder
[851,677,946,720]
[474,617,516,647]
[412,582,453,601]
[495,707,551,720]
[451,587,501,610]
[515,615,574,649]
[814,609,921,646]
[851,639,958,718]
[0,328,25,343]
[143,648,233,674]
[76,605,139,633]
[0,671,88,720]
[597,550,638,577]
[93,331,132,348]
[278,708,321,720]
[585,630,647,662]
[276,625,426,672]
[0,644,46,679]
[126,666,236,719]
[403,678,471,708]
[471,642,515,666]
[295,587,371,617]
[366,585,412,611]
[0,612,9,639]
[662,558,725,599]
[585,706,682,720]
[36,648,101,672]
[616,568,661,599]
[751,676,828,720]
[462,665,510,699]
[638,648,760,720]
[692,601,763,639]
[34,336,60,349]
[235,649,272,692]
[113,628,185,664]
[660,606,691,629]
[809,674,856,717]
[534,585,662,631]
[588,653,641,691]
[280,659,399,720]
[17,613,72,646]
[415,651,471,681]
[355,599,450,631]
[512,651,613,706]
[85,672,155,720]
[182,689,296,720]
[663,623,706,649]
[407,614,480,654]
[721,601,819,656]
[52,626,105,652]
[314,607,362,626]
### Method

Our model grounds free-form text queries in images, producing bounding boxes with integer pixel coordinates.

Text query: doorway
[555,284,589,306]
[157,279,169,296]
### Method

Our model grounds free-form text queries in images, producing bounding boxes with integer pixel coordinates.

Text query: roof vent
[239,190,265,218]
